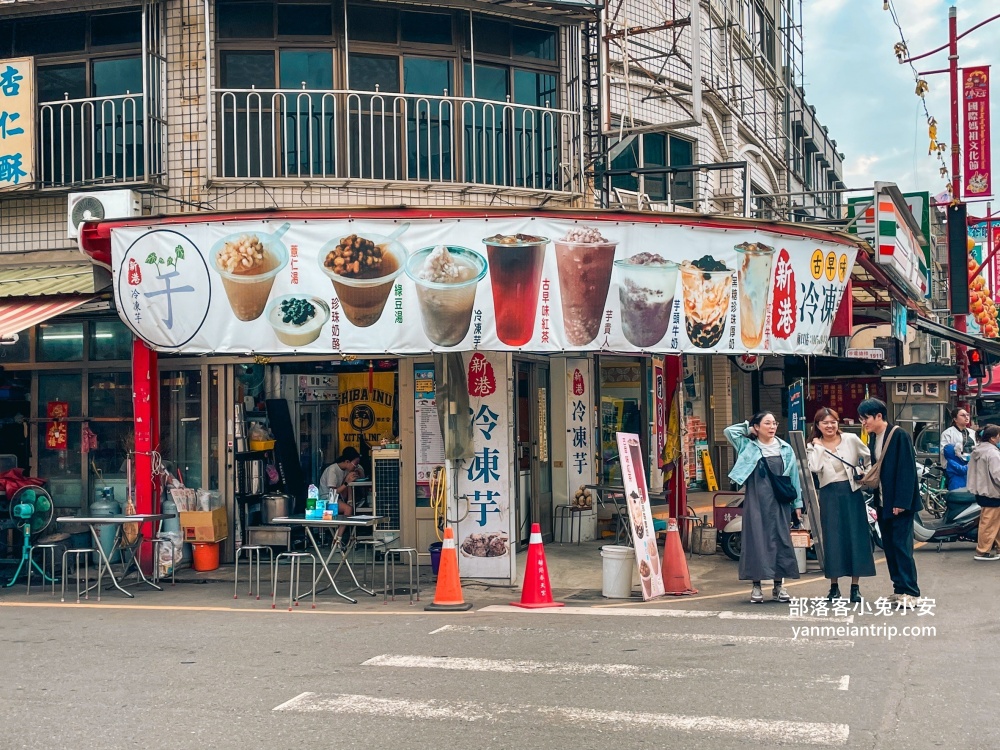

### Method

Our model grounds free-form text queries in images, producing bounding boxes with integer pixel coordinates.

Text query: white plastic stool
[235,544,274,600]
[383,548,419,605]
[272,551,316,611]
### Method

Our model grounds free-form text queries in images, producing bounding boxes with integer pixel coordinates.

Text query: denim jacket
[724,421,803,509]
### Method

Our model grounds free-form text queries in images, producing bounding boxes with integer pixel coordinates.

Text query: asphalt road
[0,542,994,750]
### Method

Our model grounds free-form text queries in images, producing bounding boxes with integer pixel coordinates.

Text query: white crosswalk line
[363,653,851,689]
[480,604,853,623]
[274,692,850,745]
[430,623,854,647]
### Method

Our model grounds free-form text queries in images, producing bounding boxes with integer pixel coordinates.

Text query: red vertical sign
[963,66,991,197]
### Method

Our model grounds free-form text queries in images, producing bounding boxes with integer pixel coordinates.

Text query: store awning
[0,262,106,298]
[0,296,92,338]
[908,315,1000,360]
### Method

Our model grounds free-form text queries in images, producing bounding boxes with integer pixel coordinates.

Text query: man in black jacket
[858,398,921,608]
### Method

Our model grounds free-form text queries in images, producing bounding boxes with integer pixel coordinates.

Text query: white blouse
[807,433,869,491]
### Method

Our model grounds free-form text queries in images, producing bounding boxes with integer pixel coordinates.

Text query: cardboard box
[179,507,228,543]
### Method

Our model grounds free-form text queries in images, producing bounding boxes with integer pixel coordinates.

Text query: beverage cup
[210,228,290,321]
[735,242,776,349]
[680,261,734,349]
[318,232,408,328]
[483,234,549,346]
[405,246,487,347]
[554,237,618,345]
[265,294,331,347]
[614,254,679,348]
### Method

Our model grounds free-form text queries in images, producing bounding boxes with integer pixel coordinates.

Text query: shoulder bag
[859,426,898,490]
[821,446,866,483]
[757,443,797,504]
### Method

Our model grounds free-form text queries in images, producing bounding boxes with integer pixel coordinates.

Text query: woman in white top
[806,407,876,603]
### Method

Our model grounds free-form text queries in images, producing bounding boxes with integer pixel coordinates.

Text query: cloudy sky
[801,0,999,200]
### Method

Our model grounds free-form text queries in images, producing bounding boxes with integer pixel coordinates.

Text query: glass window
[0,22,12,58]
[279,50,333,89]
[349,54,399,92]
[14,14,86,56]
[278,4,333,36]
[90,320,132,361]
[347,5,397,43]
[463,63,507,100]
[404,57,451,96]
[92,57,143,97]
[472,17,509,56]
[38,373,83,508]
[91,11,142,47]
[513,69,556,107]
[160,370,204,490]
[513,26,556,60]
[0,330,30,363]
[37,322,84,362]
[400,11,452,45]
[404,57,453,180]
[217,2,274,38]
[38,64,87,102]
[221,51,276,89]
[89,372,132,419]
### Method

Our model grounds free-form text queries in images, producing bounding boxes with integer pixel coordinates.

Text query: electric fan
[3,486,56,587]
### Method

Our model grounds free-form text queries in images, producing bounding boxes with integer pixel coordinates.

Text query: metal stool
[61,548,94,603]
[149,536,177,587]
[383,547,419,605]
[28,543,63,595]
[235,544,274,600]
[272,551,316,611]
[554,505,585,545]
[356,538,391,588]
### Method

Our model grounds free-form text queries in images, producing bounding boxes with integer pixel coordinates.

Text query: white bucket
[794,546,807,574]
[601,545,636,598]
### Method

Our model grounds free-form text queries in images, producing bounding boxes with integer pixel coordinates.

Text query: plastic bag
[158,531,182,578]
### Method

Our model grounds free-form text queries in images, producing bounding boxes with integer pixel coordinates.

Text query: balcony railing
[38,92,163,188]
[214,87,583,194]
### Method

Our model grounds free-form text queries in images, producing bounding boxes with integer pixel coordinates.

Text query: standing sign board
[788,380,804,433]
[616,432,664,601]
[0,57,34,189]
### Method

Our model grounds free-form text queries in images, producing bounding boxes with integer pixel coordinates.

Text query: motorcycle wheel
[721,531,741,561]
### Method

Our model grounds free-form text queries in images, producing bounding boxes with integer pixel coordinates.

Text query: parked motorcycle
[912,489,980,549]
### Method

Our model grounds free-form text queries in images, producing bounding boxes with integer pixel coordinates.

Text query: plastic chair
[272,551,316,611]
[235,544,274,600]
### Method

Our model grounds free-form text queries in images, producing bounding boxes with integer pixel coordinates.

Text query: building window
[609,132,695,208]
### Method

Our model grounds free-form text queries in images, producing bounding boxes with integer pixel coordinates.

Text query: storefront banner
[963,66,992,197]
[112,218,858,356]
[338,371,395,449]
[565,358,594,495]
[455,351,513,579]
[414,365,444,486]
[616,432,664,601]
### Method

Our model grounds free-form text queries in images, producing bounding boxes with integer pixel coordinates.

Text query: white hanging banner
[111,216,858,355]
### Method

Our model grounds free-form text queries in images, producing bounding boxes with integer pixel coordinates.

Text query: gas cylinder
[90,486,121,564]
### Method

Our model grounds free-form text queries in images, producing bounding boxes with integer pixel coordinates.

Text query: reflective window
[218,2,274,38]
[90,320,133,361]
[37,322,84,362]
[348,5,397,43]
[38,373,84,508]
[400,11,452,45]
[91,11,142,47]
[278,4,333,36]
[15,14,86,56]
[349,54,400,92]
[92,57,143,96]
[513,26,556,60]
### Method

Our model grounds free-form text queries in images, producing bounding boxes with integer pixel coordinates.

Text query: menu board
[617,432,665,601]
[415,365,445,485]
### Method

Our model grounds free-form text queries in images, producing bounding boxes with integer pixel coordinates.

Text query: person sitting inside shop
[319,447,362,548]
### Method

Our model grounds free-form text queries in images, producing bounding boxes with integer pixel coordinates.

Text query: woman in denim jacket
[725,412,803,603]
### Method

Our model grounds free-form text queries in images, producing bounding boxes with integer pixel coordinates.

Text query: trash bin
[191,542,220,572]
[429,542,443,575]
[600,545,635,598]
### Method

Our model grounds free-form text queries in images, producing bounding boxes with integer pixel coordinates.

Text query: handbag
[859,426,898,490]
[757,444,797,504]
[822,447,866,483]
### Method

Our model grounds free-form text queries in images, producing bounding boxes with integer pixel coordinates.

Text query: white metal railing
[215,87,582,193]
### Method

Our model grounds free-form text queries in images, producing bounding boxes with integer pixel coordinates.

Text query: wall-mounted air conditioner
[67,189,142,239]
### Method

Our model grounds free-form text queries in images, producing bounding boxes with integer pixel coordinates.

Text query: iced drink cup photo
[483,233,549,346]
[614,252,679,348]
[680,256,734,348]
[405,245,487,346]
[319,232,408,327]
[210,225,290,321]
[265,294,330,347]
[735,241,775,349]
[553,226,618,345]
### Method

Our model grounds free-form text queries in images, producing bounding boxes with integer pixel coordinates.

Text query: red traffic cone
[511,523,564,609]
[661,518,698,596]
[425,527,473,611]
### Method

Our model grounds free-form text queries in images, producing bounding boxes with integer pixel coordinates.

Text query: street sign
[845,348,886,361]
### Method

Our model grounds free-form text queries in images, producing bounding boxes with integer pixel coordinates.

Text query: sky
[801,0,999,201]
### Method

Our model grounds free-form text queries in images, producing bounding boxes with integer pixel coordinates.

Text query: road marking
[363,654,851,689]
[273,692,849,745]
[430,623,853,647]
[838,675,850,691]
[481,604,853,623]
[427,625,451,635]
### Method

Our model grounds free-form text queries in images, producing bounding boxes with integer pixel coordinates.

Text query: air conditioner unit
[67,189,141,239]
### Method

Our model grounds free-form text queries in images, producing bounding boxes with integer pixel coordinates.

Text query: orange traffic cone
[661,518,698,596]
[511,523,564,609]
[425,527,473,611]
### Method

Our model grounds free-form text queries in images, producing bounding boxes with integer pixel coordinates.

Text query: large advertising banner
[963,66,992,198]
[338,371,395,449]
[617,432,664,601]
[112,217,858,355]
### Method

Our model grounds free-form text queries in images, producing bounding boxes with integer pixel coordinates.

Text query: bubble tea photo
[735,241,775,349]
[680,255,734,348]
[319,232,407,327]
[615,252,679,348]
[483,233,549,346]
[553,226,617,345]
[405,245,487,347]
[211,226,289,321]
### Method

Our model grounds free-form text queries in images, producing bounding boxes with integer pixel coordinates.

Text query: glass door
[513,360,553,545]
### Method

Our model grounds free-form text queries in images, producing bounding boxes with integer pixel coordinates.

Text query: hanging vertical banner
[0,57,35,190]
[653,358,665,470]
[616,432,665,601]
[963,66,992,197]
[338,371,395,449]
[565,359,594,498]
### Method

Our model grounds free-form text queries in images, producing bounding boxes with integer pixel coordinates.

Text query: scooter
[911,489,981,549]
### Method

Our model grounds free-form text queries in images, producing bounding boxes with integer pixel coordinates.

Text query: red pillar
[133,338,158,566]
[662,354,686,520]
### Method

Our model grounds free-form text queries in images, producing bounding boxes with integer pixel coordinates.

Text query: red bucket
[191,542,220,572]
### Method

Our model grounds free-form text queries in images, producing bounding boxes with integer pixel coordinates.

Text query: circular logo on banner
[115,229,211,349]
[350,404,376,432]
[810,249,824,279]
[825,251,837,281]
[838,254,849,283]
[732,354,762,372]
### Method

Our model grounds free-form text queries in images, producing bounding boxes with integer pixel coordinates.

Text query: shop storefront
[79,208,863,584]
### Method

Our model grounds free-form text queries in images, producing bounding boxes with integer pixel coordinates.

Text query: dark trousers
[878,512,920,597]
